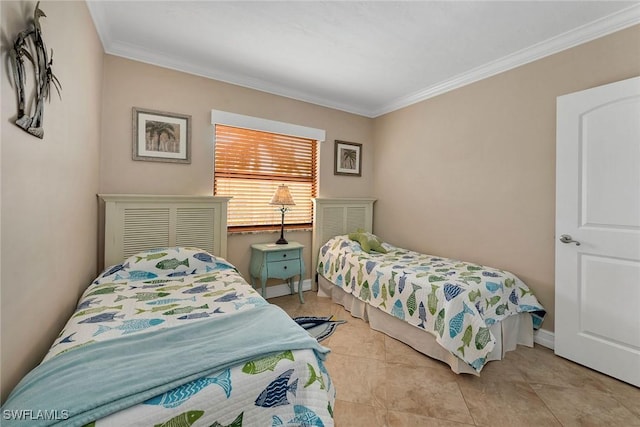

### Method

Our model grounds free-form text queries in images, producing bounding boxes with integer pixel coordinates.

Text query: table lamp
[270,184,296,244]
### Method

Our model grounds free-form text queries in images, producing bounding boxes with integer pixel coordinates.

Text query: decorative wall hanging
[334,140,362,176]
[132,107,191,164]
[9,1,62,139]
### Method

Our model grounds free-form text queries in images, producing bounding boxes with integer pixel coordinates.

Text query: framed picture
[132,107,191,163]
[334,140,362,176]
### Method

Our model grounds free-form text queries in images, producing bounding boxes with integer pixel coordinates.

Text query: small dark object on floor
[292,316,346,342]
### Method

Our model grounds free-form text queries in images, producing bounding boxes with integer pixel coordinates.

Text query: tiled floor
[271,292,640,427]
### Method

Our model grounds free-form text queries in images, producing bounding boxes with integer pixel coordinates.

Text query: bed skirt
[318,275,534,375]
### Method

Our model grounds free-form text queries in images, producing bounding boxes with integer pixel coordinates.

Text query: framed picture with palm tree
[132,107,191,163]
[334,140,362,176]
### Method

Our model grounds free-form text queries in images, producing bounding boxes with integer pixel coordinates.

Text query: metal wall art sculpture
[9,1,61,139]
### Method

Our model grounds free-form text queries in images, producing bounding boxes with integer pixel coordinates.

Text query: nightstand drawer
[267,259,301,278]
[266,249,300,262]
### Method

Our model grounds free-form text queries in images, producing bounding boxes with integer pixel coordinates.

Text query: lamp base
[276,207,288,244]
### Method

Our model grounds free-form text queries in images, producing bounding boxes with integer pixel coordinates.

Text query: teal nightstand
[249,242,305,303]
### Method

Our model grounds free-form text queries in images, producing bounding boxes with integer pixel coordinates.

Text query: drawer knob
[284,266,287,269]
[283,254,287,258]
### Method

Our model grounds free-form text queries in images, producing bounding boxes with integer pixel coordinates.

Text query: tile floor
[271,292,640,427]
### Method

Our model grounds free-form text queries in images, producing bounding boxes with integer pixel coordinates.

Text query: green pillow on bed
[348,230,388,254]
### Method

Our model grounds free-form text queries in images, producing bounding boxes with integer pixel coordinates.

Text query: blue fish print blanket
[2,247,335,427]
[318,236,546,372]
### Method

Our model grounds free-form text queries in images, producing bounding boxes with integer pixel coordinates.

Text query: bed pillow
[121,247,235,277]
[348,230,388,254]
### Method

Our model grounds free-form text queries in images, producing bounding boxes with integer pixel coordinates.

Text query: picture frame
[334,140,362,176]
[132,107,191,164]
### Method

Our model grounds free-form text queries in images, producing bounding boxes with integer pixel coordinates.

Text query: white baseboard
[534,328,555,350]
[263,279,312,299]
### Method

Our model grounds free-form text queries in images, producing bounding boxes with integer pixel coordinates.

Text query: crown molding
[86,1,110,53]
[88,2,640,119]
[372,4,640,117]
[108,37,373,117]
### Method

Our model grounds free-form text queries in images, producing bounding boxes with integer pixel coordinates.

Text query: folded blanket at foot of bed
[1,304,328,427]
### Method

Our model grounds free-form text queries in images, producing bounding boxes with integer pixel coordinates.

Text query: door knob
[560,234,581,246]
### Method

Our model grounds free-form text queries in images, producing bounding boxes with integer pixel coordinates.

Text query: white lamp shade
[270,184,296,206]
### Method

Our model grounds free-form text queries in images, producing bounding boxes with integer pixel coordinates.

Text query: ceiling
[87,1,640,117]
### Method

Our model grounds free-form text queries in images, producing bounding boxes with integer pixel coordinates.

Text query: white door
[555,76,640,387]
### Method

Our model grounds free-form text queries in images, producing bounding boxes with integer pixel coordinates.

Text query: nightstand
[249,242,305,303]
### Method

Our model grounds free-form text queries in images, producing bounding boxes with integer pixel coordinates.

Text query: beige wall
[372,25,640,333]
[1,1,103,401]
[99,55,374,279]
[1,1,637,402]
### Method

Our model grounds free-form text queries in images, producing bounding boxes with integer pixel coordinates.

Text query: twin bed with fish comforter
[317,234,546,374]
[2,247,335,427]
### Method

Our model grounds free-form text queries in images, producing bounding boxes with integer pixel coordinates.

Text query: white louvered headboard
[99,194,231,268]
[311,198,376,277]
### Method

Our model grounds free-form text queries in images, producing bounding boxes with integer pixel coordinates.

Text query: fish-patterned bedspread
[317,236,546,372]
[37,247,334,426]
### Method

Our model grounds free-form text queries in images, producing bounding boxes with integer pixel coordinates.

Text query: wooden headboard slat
[99,194,231,267]
[311,197,376,277]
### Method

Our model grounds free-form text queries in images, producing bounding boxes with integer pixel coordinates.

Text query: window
[214,124,319,231]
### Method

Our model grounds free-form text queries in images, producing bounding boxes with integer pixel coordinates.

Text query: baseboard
[263,279,312,299]
[534,328,555,350]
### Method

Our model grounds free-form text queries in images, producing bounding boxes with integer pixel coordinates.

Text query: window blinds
[214,125,318,229]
